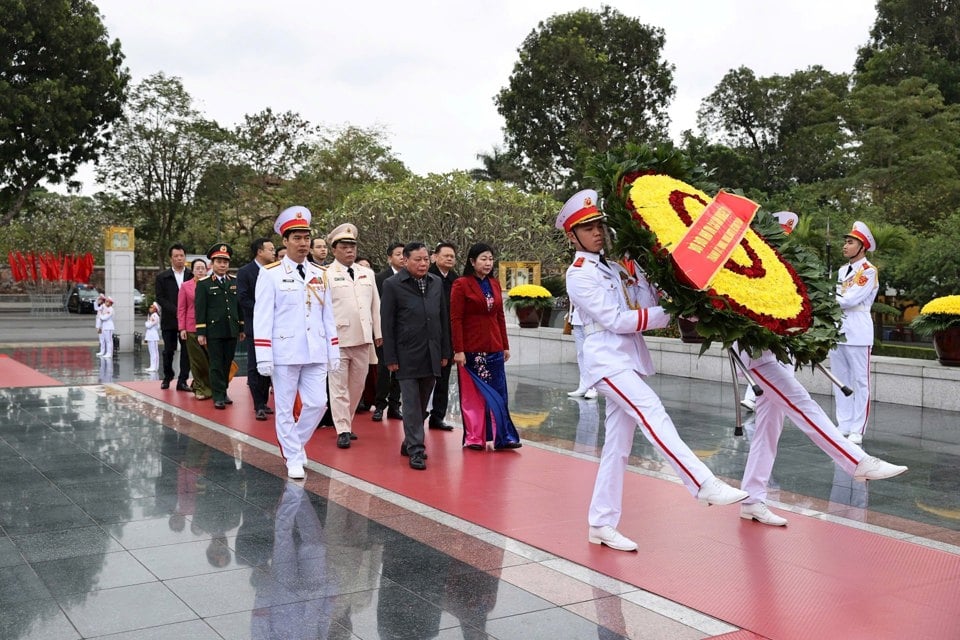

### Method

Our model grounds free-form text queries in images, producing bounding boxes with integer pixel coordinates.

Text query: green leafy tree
[496,6,675,192]
[0,191,117,259]
[333,172,568,271]
[0,0,129,226]
[96,73,228,267]
[469,145,524,184]
[855,0,960,104]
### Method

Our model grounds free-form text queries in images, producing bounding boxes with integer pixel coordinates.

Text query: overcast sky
[77,0,878,191]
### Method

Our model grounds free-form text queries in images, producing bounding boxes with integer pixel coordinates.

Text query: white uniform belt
[583,322,605,337]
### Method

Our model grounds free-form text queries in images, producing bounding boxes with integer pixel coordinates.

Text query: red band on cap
[563,206,601,232]
[279,219,310,235]
[848,230,870,250]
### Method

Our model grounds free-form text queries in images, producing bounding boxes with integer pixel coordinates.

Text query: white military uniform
[830,254,878,437]
[254,255,339,471]
[326,256,381,436]
[96,301,115,358]
[734,345,867,505]
[566,250,721,528]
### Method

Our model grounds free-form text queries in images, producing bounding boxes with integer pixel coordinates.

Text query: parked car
[66,283,100,314]
[133,288,144,312]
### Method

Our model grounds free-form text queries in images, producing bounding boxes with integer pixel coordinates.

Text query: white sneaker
[697,477,749,506]
[740,398,755,412]
[584,388,598,400]
[588,525,637,552]
[287,465,306,480]
[740,502,787,526]
[567,388,587,397]
[847,432,863,444]
[854,456,908,481]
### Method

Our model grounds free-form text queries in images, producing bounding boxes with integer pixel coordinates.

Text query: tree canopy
[496,5,675,192]
[0,0,129,225]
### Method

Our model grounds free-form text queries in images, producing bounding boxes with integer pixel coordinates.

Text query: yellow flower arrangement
[505,284,554,310]
[911,295,960,337]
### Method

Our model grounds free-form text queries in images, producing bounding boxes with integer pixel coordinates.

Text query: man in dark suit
[195,243,244,409]
[372,241,405,422]
[380,242,451,470]
[427,241,458,431]
[237,237,275,421]
[155,243,193,390]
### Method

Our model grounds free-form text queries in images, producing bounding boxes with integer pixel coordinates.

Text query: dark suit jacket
[450,275,509,354]
[155,267,193,331]
[195,275,242,339]
[236,260,261,335]
[375,266,398,296]
[380,270,450,379]
[428,263,459,310]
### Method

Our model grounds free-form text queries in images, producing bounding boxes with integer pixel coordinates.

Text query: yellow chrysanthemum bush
[505,284,554,311]
[586,143,843,366]
[910,295,960,337]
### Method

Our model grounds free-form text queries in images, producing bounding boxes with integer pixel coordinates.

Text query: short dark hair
[168,243,186,256]
[311,237,326,250]
[249,237,270,258]
[462,243,495,277]
[434,241,457,255]
[190,258,208,271]
[402,241,427,258]
[386,242,405,256]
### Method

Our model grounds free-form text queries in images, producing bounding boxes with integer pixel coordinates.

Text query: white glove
[257,361,273,377]
[328,358,340,373]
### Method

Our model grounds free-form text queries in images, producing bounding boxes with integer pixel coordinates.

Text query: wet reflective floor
[1,335,958,639]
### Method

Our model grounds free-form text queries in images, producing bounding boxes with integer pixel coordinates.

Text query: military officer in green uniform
[196,243,244,409]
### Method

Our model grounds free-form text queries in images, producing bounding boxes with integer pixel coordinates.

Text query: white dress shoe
[567,388,587,397]
[287,465,306,480]
[584,388,598,400]
[588,525,638,552]
[854,456,908,481]
[740,398,755,412]
[846,432,863,444]
[740,502,787,526]
[696,477,749,506]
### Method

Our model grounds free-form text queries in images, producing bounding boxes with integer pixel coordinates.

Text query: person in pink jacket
[178,258,212,400]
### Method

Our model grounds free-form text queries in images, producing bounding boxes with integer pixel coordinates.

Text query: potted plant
[910,295,960,365]
[505,284,554,328]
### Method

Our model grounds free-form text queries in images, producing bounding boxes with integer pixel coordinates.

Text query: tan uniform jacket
[327,260,381,348]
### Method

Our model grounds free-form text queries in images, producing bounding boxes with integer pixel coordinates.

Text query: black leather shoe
[263,406,274,415]
[466,444,484,451]
[372,409,384,422]
[399,445,427,459]
[161,380,171,390]
[255,409,267,421]
[223,396,233,405]
[337,433,351,449]
[176,382,191,392]
[408,454,426,470]
[387,409,403,420]
[429,422,454,431]
[214,400,226,409]
[349,432,358,440]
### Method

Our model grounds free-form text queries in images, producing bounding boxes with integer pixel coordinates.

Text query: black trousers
[374,344,401,411]
[399,376,435,456]
[245,335,270,411]
[161,328,190,384]
[429,361,452,425]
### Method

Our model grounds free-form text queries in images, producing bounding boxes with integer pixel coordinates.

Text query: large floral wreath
[587,144,842,366]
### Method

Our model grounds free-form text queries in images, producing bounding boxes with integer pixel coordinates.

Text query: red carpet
[123,378,960,640]
[0,353,63,387]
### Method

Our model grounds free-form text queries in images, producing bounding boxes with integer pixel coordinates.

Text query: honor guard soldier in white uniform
[830,221,878,444]
[734,213,906,527]
[558,189,748,553]
[254,206,340,480]
[325,223,382,449]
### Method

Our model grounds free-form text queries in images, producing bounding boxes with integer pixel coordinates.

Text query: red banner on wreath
[670,190,759,290]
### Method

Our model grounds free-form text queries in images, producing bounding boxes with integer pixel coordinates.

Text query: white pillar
[103,227,136,353]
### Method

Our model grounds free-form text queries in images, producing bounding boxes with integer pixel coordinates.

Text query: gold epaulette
[264,260,281,269]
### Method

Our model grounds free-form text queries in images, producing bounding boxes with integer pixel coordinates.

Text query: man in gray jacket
[380,242,451,470]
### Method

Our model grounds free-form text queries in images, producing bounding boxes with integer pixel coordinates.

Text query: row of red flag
[7,252,95,283]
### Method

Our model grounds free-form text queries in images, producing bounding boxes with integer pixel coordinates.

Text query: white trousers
[328,344,370,435]
[273,363,328,469]
[147,340,159,370]
[742,360,866,505]
[572,325,591,391]
[589,370,715,528]
[99,330,113,357]
[830,345,871,435]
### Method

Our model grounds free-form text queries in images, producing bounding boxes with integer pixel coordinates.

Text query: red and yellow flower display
[624,174,813,335]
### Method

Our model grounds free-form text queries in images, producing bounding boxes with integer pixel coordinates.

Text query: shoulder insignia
[573,257,585,267]
[264,261,281,269]
[199,275,211,281]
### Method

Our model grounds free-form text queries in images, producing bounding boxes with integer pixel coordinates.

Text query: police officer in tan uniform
[325,223,382,449]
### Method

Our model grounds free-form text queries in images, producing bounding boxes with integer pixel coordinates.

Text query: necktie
[598,254,609,267]
[347,267,355,280]
[297,264,305,280]
[845,265,853,277]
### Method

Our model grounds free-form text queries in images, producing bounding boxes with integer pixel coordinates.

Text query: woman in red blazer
[451,243,521,450]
